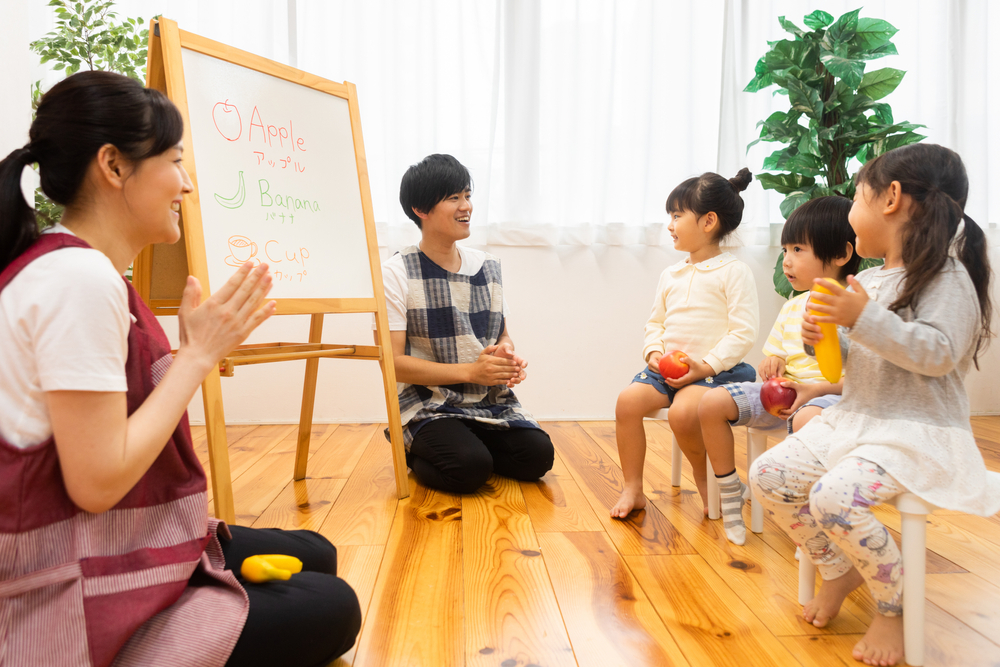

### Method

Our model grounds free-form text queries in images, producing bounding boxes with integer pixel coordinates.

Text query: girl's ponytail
[0,147,39,273]
[955,213,993,366]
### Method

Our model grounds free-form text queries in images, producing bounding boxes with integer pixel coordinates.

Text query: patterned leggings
[749,437,906,616]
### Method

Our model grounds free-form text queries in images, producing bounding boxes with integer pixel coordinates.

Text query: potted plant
[745,8,924,296]
[30,0,151,228]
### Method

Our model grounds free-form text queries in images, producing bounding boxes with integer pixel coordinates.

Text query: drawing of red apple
[213,100,242,141]
[760,377,797,417]
[658,350,689,380]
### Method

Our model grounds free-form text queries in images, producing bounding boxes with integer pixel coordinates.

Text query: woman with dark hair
[0,71,360,667]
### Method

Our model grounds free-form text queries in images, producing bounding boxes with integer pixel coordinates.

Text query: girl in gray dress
[749,143,998,667]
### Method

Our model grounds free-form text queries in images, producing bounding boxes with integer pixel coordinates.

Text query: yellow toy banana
[240,554,303,583]
[809,280,843,383]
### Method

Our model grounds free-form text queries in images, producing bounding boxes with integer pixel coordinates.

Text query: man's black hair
[781,195,861,279]
[399,154,472,228]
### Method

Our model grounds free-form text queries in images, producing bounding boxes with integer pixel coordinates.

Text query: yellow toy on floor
[241,555,303,583]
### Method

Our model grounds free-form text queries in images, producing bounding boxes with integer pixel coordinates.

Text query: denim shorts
[722,381,842,434]
[631,361,756,404]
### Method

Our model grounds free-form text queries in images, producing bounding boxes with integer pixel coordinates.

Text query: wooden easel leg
[202,368,235,524]
[379,353,410,500]
[294,314,324,481]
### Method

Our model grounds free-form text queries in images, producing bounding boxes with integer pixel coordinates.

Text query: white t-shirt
[376,245,510,331]
[0,225,130,448]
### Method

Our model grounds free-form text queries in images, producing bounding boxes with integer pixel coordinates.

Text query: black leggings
[408,419,554,494]
[220,526,362,667]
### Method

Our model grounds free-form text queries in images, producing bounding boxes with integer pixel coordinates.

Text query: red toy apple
[658,350,689,380]
[760,377,797,417]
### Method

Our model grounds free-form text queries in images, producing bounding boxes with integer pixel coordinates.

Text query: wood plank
[943,514,1000,548]
[545,422,695,556]
[520,450,604,533]
[626,554,800,666]
[537,531,690,666]
[304,422,379,480]
[330,545,386,667]
[251,477,346,531]
[628,442,872,637]
[463,476,574,667]
[352,483,464,667]
[874,511,997,580]
[925,573,1000,642]
[230,427,309,524]
[320,426,399,546]
[780,599,1000,666]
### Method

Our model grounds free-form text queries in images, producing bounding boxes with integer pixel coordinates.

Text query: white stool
[797,493,936,666]
[646,408,721,518]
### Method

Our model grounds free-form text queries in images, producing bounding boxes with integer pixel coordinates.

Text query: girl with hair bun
[0,71,360,667]
[611,168,760,520]
[749,143,1000,666]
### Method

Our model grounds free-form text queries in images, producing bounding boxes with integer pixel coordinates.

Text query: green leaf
[798,127,821,156]
[763,40,819,72]
[861,42,898,60]
[758,173,816,195]
[821,49,865,88]
[778,16,806,38]
[827,8,861,43]
[851,17,898,52]
[802,10,835,30]
[858,257,885,273]
[762,148,826,177]
[778,74,824,119]
[869,103,893,124]
[779,189,815,219]
[857,67,904,101]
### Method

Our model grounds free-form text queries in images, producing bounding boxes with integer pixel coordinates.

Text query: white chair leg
[798,553,817,605]
[898,499,929,666]
[746,428,769,534]
[670,435,682,487]
[706,454,720,520]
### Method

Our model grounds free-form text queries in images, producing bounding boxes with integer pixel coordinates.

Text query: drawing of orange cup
[227,235,258,266]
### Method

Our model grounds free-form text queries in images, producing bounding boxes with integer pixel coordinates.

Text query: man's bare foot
[852,614,904,665]
[803,566,864,627]
[611,488,646,518]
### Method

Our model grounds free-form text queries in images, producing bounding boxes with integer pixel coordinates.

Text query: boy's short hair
[781,196,861,279]
[399,154,472,228]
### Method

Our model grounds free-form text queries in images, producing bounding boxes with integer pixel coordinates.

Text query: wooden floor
[193,417,1000,667]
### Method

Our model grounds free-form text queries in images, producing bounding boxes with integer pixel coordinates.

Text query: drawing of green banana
[214,171,246,209]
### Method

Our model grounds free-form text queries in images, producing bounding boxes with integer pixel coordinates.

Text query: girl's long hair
[0,71,183,273]
[856,143,993,366]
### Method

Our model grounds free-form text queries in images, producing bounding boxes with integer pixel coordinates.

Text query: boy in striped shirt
[698,196,861,545]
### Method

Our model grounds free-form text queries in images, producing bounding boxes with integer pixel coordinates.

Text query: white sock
[717,470,748,545]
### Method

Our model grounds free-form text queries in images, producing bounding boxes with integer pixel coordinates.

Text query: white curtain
[28,0,1000,244]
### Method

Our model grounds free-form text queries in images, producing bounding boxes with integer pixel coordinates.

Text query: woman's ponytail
[0,146,39,273]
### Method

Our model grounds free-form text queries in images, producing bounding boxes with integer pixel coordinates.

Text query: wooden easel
[133,18,409,524]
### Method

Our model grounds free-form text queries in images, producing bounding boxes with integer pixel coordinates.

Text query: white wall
[164,237,1000,424]
[0,4,30,156]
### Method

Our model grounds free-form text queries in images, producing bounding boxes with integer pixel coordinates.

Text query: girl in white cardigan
[611,170,760,519]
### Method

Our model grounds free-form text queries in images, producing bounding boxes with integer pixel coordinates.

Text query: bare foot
[695,477,710,517]
[803,566,864,627]
[611,487,646,519]
[852,614,904,665]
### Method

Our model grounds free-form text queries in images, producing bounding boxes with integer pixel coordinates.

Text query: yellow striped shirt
[762,292,840,383]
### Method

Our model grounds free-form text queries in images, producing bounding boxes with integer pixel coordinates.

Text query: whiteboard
[181,49,374,300]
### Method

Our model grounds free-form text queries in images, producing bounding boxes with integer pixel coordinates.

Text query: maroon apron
[0,234,247,667]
